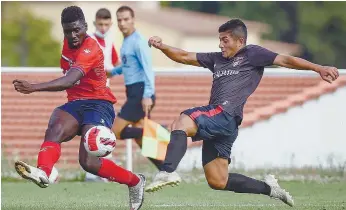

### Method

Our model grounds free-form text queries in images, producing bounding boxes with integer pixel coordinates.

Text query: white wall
[178,86,346,171]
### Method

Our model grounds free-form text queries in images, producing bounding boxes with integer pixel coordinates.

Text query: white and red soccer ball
[83,126,117,157]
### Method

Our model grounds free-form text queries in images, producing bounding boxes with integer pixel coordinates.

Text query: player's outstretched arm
[273,55,339,83]
[148,36,201,67]
[13,69,83,94]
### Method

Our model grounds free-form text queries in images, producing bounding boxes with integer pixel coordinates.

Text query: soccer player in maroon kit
[13,6,145,210]
[145,19,339,207]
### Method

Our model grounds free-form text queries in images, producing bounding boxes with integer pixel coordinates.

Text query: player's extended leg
[145,114,197,192]
[15,108,79,188]
[162,114,198,172]
[79,124,146,210]
[203,157,294,207]
[86,116,142,182]
[85,114,133,182]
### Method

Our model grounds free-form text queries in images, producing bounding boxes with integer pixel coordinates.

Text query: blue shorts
[58,99,115,135]
[118,82,156,122]
[182,105,239,166]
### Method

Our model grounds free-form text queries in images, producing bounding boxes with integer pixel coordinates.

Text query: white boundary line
[152,203,345,207]
[76,203,344,208]
[11,203,345,209]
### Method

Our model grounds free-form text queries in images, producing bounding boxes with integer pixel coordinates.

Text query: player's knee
[45,123,65,143]
[206,175,228,190]
[171,114,190,132]
[170,119,179,131]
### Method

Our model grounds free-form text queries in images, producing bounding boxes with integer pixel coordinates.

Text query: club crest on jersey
[84,49,91,54]
[222,101,229,105]
[232,56,244,67]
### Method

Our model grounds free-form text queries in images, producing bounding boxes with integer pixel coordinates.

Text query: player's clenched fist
[13,79,35,94]
[316,66,339,83]
[148,36,163,49]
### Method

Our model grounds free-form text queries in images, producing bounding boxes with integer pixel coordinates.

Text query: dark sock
[120,126,143,139]
[223,173,271,195]
[148,157,163,170]
[161,130,187,173]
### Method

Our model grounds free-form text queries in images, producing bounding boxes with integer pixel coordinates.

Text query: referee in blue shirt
[108,6,161,169]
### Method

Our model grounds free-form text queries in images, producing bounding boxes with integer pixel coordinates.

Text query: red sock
[37,141,61,177]
[97,158,139,187]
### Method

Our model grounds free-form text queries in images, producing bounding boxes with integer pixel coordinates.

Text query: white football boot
[264,174,294,207]
[128,173,146,210]
[15,160,50,188]
[145,171,181,193]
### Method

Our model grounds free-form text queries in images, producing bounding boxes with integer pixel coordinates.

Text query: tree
[1,2,60,67]
[297,2,346,67]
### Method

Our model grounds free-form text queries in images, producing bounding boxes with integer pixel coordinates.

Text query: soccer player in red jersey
[13,6,145,210]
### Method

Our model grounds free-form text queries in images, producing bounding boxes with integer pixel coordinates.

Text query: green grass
[2,181,346,210]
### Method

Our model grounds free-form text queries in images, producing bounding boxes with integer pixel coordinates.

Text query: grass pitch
[2,181,346,210]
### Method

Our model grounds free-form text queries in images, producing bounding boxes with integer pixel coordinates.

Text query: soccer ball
[83,126,117,157]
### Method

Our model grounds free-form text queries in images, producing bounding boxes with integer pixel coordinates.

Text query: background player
[86,7,120,182]
[13,6,145,210]
[145,19,339,206]
[90,8,120,72]
[108,6,162,170]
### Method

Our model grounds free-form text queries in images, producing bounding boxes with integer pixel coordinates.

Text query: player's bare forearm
[273,55,321,72]
[149,36,200,66]
[33,78,73,91]
[159,44,200,66]
[274,54,339,83]
[34,69,83,92]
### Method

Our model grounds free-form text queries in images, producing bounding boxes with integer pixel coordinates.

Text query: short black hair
[61,6,86,24]
[219,19,247,43]
[96,8,111,19]
[116,6,135,18]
